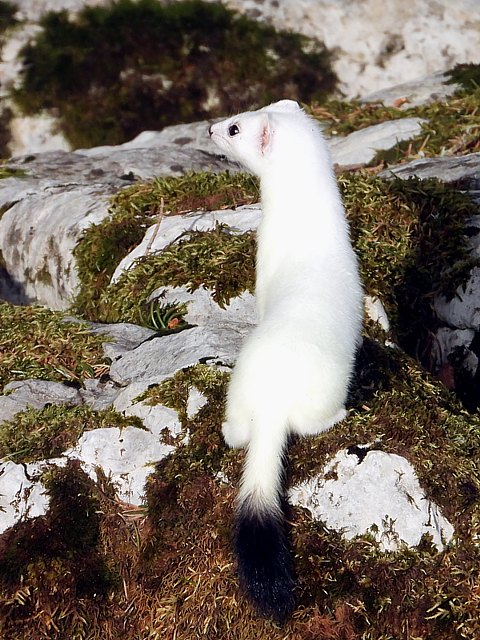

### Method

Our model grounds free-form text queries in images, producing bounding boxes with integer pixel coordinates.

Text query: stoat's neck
[259,161,347,242]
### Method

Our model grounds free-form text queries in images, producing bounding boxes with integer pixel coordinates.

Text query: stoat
[208,100,363,623]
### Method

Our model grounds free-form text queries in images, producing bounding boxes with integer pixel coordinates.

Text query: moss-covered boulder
[1,69,480,638]
[13,0,335,149]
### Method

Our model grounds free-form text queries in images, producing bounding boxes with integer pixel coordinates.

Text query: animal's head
[208,100,305,176]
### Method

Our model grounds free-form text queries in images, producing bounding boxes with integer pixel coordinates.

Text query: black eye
[228,124,240,136]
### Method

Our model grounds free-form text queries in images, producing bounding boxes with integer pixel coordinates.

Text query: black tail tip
[234,503,295,624]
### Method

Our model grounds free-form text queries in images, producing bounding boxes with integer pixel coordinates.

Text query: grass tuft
[0,302,109,391]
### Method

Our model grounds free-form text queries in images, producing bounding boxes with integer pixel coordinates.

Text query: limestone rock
[63,424,177,504]
[0,145,231,308]
[290,447,454,551]
[329,117,426,166]
[435,269,480,331]
[9,114,71,156]
[210,0,480,98]
[77,121,221,159]
[150,286,258,329]
[0,461,51,534]
[0,379,82,424]
[432,327,478,377]
[381,152,480,188]
[79,378,123,411]
[87,322,158,361]
[360,71,459,108]
[0,187,111,308]
[113,382,182,439]
[109,325,246,386]
[11,0,106,22]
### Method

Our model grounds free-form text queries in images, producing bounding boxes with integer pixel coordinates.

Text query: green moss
[0,404,144,464]
[446,62,480,93]
[0,461,116,637]
[0,105,12,159]
[73,171,258,322]
[14,0,336,148]
[341,174,479,364]
[371,90,480,164]
[0,1,17,38]
[0,164,26,179]
[311,99,411,137]
[0,302,109,391]
[95,225,256,324]
[139,364,230,476]
[313,83,480,163]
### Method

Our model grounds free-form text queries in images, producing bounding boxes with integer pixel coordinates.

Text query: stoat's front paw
[222,420,250,449]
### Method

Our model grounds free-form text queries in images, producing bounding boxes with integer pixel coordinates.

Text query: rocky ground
[0,68,479,638]
[1,0,479,155]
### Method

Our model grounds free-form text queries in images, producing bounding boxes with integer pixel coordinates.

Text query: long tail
[234,418,295,624]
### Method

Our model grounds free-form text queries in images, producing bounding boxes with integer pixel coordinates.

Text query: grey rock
[435,268,480,331]
[432,327,477,376]
[0,461,50,534]
[63,423,178,504]
[113,383,181,436]
[360,71,458,108]
[150,286,258,329]
[0,143,233,308]
[7,146,228,187]
[381,152,480,188]
[79,378,122,411]
[0,379,83,423]
[109,325,247,386]
[0,186,111,308]
[77,121,222,159]
[87,321,157,361]
[290,447,454,551]
[329,117,426,166]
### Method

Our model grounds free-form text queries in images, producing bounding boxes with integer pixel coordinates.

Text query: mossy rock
[0,301,109,391]
[0,404,144,464]
[14,0,336,148]
[0,1,17,39]
[312,63,480,164]
[73,170,479,376]
[73,170,259,323]
[0,330,479,638]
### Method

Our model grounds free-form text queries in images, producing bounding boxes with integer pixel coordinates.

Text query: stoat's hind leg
[222,417,252,449]
[293,408,347,437]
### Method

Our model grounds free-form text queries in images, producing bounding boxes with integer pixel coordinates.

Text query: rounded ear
[263,99,301,114]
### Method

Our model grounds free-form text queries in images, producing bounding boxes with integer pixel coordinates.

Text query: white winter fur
[209,100,363,511]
